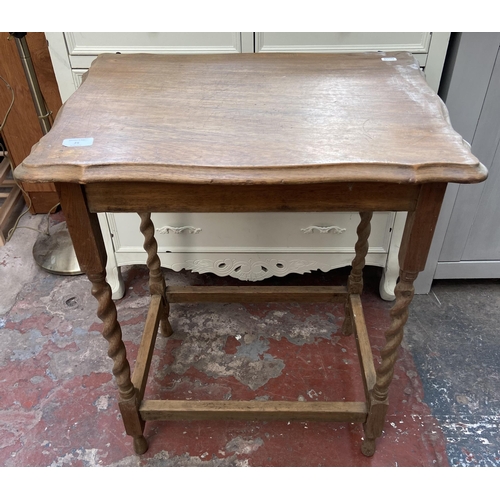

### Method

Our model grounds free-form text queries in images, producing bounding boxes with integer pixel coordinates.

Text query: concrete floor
[1,213,499,467]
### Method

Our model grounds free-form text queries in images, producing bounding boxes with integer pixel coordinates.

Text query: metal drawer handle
[156,225,202,234]
[301,225,346,234]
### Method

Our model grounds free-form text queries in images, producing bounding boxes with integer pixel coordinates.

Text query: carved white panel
[106,250,390,299]
[114,251,388,284]
[156,226,202,235]
[171,257,324,281]
[300,226,346,234]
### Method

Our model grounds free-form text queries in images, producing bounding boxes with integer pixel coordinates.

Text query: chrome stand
[11,32,82,275]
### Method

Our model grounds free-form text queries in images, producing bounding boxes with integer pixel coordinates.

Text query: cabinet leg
[107,265,125,300]
[139,213,173,337]
[379,212,407,301]
[342,211,372,336]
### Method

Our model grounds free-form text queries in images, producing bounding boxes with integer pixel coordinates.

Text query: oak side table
[15,52,487,457]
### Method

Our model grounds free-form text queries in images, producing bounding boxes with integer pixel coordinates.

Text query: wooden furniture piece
[15,52,486,456]
[45,32,451,301]
[0,32,62,214]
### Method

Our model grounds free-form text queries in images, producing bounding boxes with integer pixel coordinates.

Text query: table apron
[83,181,421,213]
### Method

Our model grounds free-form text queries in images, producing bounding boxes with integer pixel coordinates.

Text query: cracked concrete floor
[1,213,499,467]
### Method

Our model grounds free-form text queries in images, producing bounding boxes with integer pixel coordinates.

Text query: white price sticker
[62,138,94,147]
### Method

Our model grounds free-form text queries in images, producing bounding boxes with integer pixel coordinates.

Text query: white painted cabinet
[45,32,450,299]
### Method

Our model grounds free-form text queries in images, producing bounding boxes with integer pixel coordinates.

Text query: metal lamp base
[32,222,83,275]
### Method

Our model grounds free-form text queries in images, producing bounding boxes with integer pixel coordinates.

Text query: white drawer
[64,32,244,69]
[256,32,431,54]
[109,212,393,255]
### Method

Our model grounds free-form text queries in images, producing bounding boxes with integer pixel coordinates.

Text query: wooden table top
[16,52,486,186]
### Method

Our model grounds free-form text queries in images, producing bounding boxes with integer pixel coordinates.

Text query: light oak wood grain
[350,294,376,398]
[16,52,486,186]
[140,400,368,422]
[131,294,162,401]
[165,285,348,303]
[84,181,421,213]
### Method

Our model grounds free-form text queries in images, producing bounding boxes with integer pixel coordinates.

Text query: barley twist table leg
[361,270,417,457]
[89,271,148,454]
[139,212,173,337]
[342,211,372,336]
